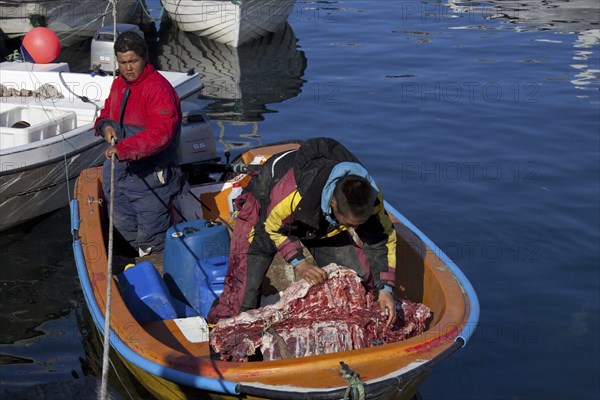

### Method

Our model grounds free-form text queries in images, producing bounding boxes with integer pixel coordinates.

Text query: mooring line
[99,138,116,400]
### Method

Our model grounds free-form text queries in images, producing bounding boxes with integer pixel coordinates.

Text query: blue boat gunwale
[384,200,480,346]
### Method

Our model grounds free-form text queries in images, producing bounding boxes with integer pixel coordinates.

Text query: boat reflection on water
[155,22,307,152]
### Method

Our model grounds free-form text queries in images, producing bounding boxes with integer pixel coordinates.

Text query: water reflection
[0,207,84,389]
[155,24,306,121]
[446,0,599,93]
[77,308,154,399]
[154,22,307,150]
[446,0,599,35]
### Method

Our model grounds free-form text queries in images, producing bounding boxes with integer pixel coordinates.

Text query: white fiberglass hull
[161,0,296,47]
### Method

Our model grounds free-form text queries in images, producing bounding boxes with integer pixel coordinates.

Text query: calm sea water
[1,0,598,399]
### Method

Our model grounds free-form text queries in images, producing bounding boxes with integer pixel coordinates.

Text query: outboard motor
[90,24,144,74]
[176,102,220,183]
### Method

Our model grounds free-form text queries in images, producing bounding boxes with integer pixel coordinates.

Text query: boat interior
[77,142,469,363]
[0,101,97,148]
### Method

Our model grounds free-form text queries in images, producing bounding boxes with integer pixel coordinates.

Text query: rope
[93,318,135,400]
[112,0,118,77]
[101,1,112,27]
[60,136,71,203]
[136,0,163,21]
[100,8,118,396]
[5,49,22,62]
[187,190,234,232]
[339,362,366,400]
[98,140,116,400]
[107,356,135,400]
[57,11,109,44]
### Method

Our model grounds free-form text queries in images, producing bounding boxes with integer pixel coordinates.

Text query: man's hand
[105,146,118,160]
[102,125,118,145]
[378,290,396,326]
[295,261,327,286]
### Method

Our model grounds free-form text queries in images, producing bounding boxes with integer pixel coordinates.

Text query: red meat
[209,264,430,362]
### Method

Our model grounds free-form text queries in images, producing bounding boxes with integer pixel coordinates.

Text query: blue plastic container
[196,255,228,318]
[163,219,230,318]
[117,261,179,323]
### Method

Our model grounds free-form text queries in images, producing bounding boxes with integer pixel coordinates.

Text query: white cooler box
[0,105,77,148]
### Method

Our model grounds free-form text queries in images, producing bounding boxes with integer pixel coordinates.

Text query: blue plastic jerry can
[117,261,179,323]
[163,219,230,318]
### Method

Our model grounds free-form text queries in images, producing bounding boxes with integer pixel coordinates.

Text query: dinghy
[70,141,479,399]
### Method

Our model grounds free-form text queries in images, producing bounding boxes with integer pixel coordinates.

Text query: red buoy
[21,27,61,63]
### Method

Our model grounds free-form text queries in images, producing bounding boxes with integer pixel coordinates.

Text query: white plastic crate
[0,105,77,148]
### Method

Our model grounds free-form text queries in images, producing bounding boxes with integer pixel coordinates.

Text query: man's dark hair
[333,174,376,221]
[114,31,147,60]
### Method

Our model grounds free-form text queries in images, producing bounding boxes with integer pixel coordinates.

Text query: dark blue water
[1,0,598,399]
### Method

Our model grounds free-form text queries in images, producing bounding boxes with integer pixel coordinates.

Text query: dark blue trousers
[102,159,184,253]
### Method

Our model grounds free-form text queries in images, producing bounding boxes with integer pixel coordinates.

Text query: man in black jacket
[208,138,397,325]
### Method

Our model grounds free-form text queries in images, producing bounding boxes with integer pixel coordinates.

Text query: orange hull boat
[71,142,479,399]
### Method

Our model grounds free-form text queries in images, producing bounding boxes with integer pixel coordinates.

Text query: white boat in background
[0,0,143,46]
[0,61,204,231]
[161,0,296,47]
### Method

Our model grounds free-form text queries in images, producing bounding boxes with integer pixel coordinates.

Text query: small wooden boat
[160,0,296,47]
[71,141,479,399]
[0,61,203,231]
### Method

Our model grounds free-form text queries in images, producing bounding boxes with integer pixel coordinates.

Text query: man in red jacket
[94,32,187,256]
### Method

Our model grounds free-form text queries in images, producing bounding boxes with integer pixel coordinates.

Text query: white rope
[136,0,163,21]
[95,328,136,400]
[101,4,119,398]
[100,1,112,27]
[60,135,71,203]
[99,139,117,400]
[111,0,118,77]
[57,11,109,44]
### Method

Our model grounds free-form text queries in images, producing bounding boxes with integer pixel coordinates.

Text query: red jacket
[94,63,182,161]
